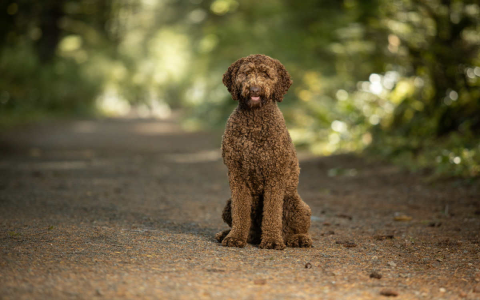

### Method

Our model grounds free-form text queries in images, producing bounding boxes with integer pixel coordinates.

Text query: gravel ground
[0,116,479,299]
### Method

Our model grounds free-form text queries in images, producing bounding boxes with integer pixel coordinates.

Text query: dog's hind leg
[283,192,313,248]
[215,199,232,242]
[222,198,232,227]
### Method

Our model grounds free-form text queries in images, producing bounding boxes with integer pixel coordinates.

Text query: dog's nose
[250,86,260,94]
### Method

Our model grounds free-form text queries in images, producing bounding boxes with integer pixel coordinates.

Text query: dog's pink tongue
[251,96,260,101]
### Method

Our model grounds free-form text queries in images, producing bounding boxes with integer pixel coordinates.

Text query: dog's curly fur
[215,54,313,250]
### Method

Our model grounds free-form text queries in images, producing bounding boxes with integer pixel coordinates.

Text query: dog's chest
[238,128,273,161]
[226,124,290,172]
[222,107,296,186]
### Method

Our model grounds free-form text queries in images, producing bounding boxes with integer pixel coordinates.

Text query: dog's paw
[215,229,231,243]
[259,238,286,250]
[222,235,246,248]
[286,234,313,248]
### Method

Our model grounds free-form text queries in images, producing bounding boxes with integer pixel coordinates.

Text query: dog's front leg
[259,183,286,250]
[222,174,252,248]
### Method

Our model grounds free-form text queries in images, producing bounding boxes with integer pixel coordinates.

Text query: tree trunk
[34,1,65,63]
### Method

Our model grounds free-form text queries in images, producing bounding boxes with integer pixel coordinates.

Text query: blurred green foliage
[1,0,479,177]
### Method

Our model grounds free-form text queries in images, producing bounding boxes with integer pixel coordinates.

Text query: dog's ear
[273,59,293,102]
[222,58,245,101]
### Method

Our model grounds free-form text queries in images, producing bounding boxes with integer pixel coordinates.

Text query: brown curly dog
[215,54,313,250]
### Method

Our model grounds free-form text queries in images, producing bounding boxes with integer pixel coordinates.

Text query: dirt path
[0,116,479,299]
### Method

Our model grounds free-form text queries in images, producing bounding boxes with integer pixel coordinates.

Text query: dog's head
[222,54,292,109]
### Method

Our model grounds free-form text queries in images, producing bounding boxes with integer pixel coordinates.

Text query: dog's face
[222,54,293,109]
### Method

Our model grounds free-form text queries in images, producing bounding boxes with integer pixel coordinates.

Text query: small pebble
[388,261,397,267]
[439,288,446,293]
[370,271,382,279]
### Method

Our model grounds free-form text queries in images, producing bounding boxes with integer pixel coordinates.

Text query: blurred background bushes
[1,0,479,178]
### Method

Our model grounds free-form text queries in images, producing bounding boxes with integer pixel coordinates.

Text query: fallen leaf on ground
[380,289,398,297]
[206,268,225,273]
[254,279,267,285]
[374,234,394,240]
[336,214,353,220]
[394,215,412,222]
